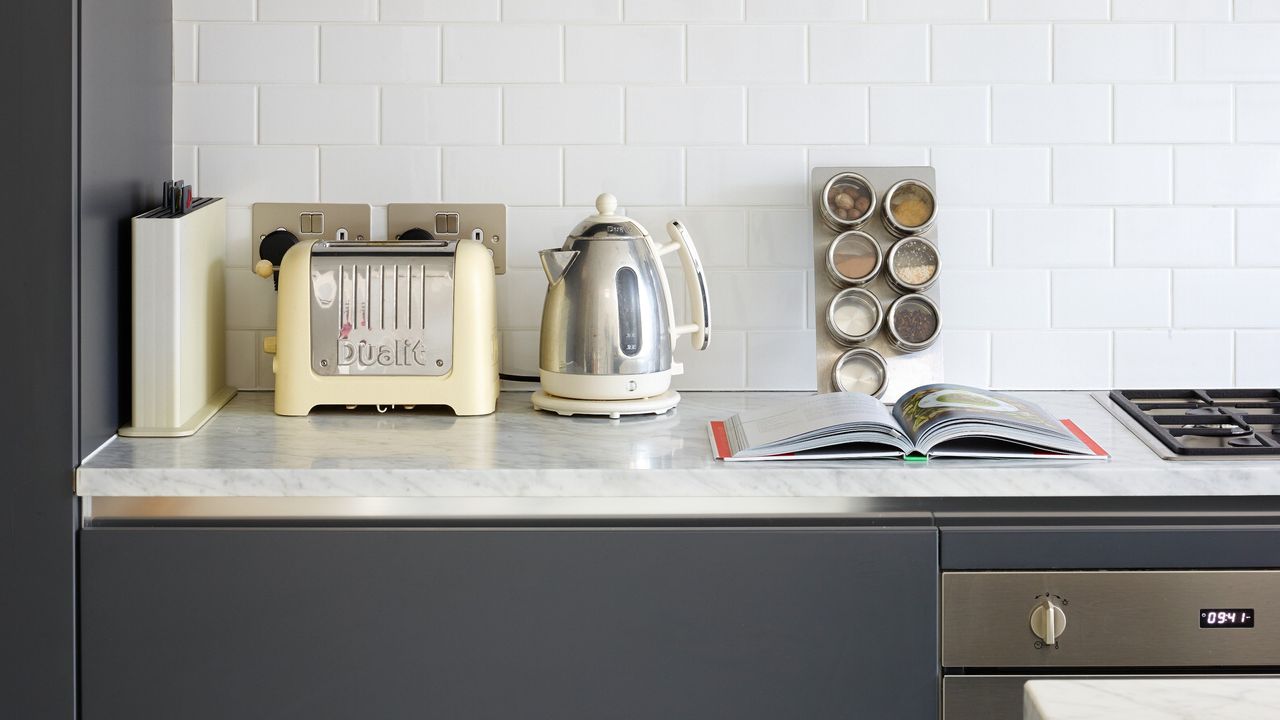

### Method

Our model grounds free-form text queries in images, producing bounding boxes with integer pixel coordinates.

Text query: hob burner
[1108,389,1280,458]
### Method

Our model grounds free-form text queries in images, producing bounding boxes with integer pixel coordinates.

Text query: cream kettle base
[538,368,675,402]
[531,389,681,419]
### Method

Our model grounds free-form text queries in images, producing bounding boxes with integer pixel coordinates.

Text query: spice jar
[886,294,941,353]
[886,236,940,294]
[831,347,888,397]
[819,172,877,232]
[825,231,883,287]
[882,179,937,238]
[825,287,884,346]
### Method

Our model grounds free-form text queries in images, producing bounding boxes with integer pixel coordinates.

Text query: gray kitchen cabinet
[81,525,938,720]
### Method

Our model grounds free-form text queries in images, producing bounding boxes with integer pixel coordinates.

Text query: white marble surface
[1025,679,1280,720]
[76,391,1280,498]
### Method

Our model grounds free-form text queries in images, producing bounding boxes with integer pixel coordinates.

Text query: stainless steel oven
[941,570,1280,720]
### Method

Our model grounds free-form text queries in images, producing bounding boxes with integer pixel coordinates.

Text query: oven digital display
[1200,609,1255,628]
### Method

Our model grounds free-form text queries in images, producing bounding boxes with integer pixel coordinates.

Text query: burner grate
[1110,389,1280,456]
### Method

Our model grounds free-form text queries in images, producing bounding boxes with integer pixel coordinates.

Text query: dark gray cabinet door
[81,527,937,720]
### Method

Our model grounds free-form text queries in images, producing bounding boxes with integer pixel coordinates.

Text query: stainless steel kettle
[537,193,710,401]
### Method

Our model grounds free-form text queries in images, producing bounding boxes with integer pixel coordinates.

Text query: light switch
[300,213,312,233]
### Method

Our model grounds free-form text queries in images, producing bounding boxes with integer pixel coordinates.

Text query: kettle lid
[568,193,647,240]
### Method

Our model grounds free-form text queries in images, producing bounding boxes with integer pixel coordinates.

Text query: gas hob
[1096,389,1280,460]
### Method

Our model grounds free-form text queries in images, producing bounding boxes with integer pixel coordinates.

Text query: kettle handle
[656,221,710,351]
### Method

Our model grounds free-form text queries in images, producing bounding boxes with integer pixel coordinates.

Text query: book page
[729,392,902,451]
[892,384,1075,445]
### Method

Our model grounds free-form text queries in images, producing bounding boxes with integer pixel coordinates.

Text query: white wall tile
[173,146,197,193]
[808,146,931,168]
[1055,24,1173,83]
[942,331,991,387]
[174,0,254,21]
[675,331,747,391]
[749,209,815,268]
[225,269,278,330]
[1113,0,1230,20]
[1237,85,1280,143]
[225,207,252,269]
[993,209,1112,268]
[504,206,598,268]
[1053,146,1172,205]
[810,25,929,84]
[260,86,377,145]
[443,25,561,83]
[564,147,684,205]
[381,86,502,145]
[750,86,867,144]
[173,85,255,145]
[1174,269,1280,328]
[687,26,805,84]
[566,26,683,83]
[1115,85,1232,143]
[746,0,862,21]
[225,330,258,390]
[496,270,549,330]
[990,0,1108,20]
[1052,269,1171,328]
[868,0,983,21]
[624,0,743,22]
[1236,0,1280,20]
[627,87,745,145]
[259,0,376,21]
[443,147,562,205]
[173,23,196,83]
[869,86,987,144]
[321,25,439,84]
[932,147,1051,206]
[1237,332,1280,386]
[943,270,1050,329]
[1114,330,1234,387]
[1175,146,1280,205]
[991,85,1111,144]
[1178,24,1280,81]
[991,331,1111,389]
[320,146,439,204]
[254,331,276,390]
[932,25,1051,83]
[200,24,317,83]
[937,208,990,269]
[626,208,749,269]
[200,147,318,205]
[504,86,623,145]
[706,271,807,328]
[687,148,807,206]
[1237,209,1280,266]
[381,0,499,21]
[746,331,816,389]
[1115,208,1233,268]
[499,329,541,378]
[505,0,621,22]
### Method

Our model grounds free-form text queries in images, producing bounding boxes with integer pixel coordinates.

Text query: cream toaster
[254,202,504,416]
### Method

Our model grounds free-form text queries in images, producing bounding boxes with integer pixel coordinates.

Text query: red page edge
[1060,419,1108,457]
[710,420,732,459]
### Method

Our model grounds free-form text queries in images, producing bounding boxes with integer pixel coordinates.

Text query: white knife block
[121,197,236,437]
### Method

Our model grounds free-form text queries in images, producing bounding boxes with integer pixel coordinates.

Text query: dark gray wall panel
[82,527,939,720]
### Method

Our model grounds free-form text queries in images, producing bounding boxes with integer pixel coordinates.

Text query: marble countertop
[1024,679,1280,720]
[74,390,1280,499]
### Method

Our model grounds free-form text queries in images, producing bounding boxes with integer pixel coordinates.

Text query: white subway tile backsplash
[1115,85,1232,143]
[381,86,502,145]
[504,86,623,145]
[504,206,598,268]
[1174,269,1280,328]
[443,147,562,205]
[504,0,621,22]
[496,270,550,329]
[200,146,318,205]
[941,331,991,387]
[1114,331,1234,387]
[706,271,807,329]
[381,0,499,21]
[869,0,983,22]
[937,208,991,269]
[1177,24,1280,82]
[1237,209,1280,266]
[943,270,1050,329]
[687,148,807,206]
[675,331,748,390]
[174,0,253,21]
[566,26,683,84]
[991,331,1111,389]
[746,0,863,21]
[1052,269,1171,328]
[260,86,378,145]
[992,209,1112,268]
[173,23,196,83]
[224,330,257,390]
[991,85,1111,144]
[225,269,279,330]
[1175,146,1280,205]
[628,87,745,145]
[443,25,561,83]
[173,85,255,145]
[624,0,743,22]
[1115,208,1233,268]
[259,0,376,21]
[199,24,317,84]
[321,25,439,84]
[320,146,440,204]
[932,25,1051,84]
[869,86,987,144]
[1236,0,1280,20]
[1055,24,1174,83]
[499,330,540,378]
[626,207,748,268]
[746,331,816,389]
[932,147,1051,206]
[750,86,867,145]
[810,25,929,84]
[990,0,1108,20]
[688,25,805,84]
[807,146,932,168]
[225,207,252,268]
[1237,332,1280,386]
[1236,85,1280,143]
[1112,0,1230,20]
[748,209,816,268]
[173,145,197,193]
[564,147,685,205]
[1053,146,1173,205]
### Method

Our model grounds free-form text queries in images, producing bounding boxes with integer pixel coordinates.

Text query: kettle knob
[595,193,618,216]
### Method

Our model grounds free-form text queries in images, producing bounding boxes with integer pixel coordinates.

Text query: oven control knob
[1030,598,1067,645]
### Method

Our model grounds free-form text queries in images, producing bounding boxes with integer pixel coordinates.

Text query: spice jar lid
[831,347,888,397]
[886,236,940,293]
[886,293,941,353]
[825,230,883,287]
[825,287,884,346]
[883,179,938,238]
[819,172,877,232]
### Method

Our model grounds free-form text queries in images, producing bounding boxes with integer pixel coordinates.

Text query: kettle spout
[539,249,579,284]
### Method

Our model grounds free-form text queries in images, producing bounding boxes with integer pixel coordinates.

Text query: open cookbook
[709,384,1108,462]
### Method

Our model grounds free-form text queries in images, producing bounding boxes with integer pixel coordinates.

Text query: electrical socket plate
[387,203,508,275]
[251,203,374,264]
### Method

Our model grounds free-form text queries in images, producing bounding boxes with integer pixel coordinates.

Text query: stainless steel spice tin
[886,293,941,352]
[819,172,877,232]
[831,347,888,397]
[825,230,883,287]
[825,287,884,346]
[886,236,940,294]
[882,179,938,238]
